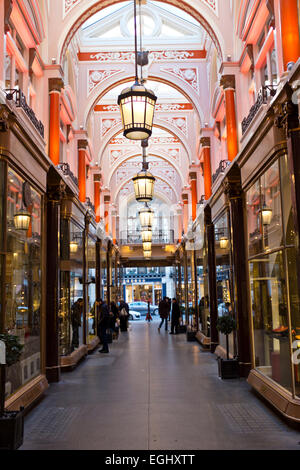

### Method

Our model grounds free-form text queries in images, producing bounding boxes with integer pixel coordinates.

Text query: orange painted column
[177,207,183,243]
[189,172,198,221]
[280,0,300,71]
[49,78,63,166]
[221,75,238,162]
[112,209,117,245]
[78,140,88,203]
[104,195,110,235]
[94,174,101,223]
[182,194,189,235]
[200,137,212,200]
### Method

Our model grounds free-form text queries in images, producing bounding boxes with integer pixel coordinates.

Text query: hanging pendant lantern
[133,169,155,202]
[139,204,154,228]
[142,229,152,243]
[14,210,31,231]
[261,205,273,225]
[143,242,152,252]
[117,0,157,141]
[118,84,157,141]
[70,241,79,254]
[219,237,229,249]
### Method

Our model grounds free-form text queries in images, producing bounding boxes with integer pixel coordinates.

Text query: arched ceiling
[58,0,225,63]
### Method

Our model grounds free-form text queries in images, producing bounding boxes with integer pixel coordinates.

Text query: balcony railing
[241,85,277,135]
[57,163,78,188]
[119,230,175,245]
[212,160,231,185]
[4,89,44,138]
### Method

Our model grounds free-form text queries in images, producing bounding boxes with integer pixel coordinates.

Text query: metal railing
[119,230,175,245]
[4,89,44,138]
[241,85,277,135]
[212,160,231,185]
[57,163,79,188]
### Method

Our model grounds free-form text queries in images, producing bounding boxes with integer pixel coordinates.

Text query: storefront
[0,102,50,411]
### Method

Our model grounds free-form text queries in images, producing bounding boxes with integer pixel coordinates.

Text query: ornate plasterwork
[163,116,188,136]
[78,50,206,63]
[161,67,199,93]
[95,103,193,113]
[88,69,124,95]
[100,117,122,137]
[64,0,80,17]
[64,0,218,18]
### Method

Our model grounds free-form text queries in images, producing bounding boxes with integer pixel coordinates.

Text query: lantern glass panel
[14,212,31,231]
[144,250,152,258]
[143,242,152,252]
[142,230,152,243]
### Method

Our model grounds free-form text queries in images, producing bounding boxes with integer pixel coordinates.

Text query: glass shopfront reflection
[5,168,42,397]
[247,154,299,395]
[214,211,235,357]
[70,221,84,351]
[87,236,96,344]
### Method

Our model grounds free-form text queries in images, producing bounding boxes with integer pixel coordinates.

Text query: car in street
[128,301,158,316]
[128,310,141,321]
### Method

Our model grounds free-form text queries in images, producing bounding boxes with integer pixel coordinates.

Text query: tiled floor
[21,321,300,450]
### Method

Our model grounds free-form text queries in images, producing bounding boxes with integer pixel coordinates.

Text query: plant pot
[218,357,239,379]
[186,329,197,342]
[178,324,187,334]
[0,408,24,450]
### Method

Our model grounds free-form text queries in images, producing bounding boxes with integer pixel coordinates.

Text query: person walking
[170,298,180,334]
[98,299,110,353]
[145,300,152,322]
[71,298,83,351]
[158,297,169,332]
[119,299,129,332]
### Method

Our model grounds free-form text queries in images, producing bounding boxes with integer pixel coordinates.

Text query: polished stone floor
[21,321,300,450]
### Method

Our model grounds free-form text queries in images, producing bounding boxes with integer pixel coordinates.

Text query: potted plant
[216,315,239,379]
[0,333,24,450]
[178,305,187,334]
[186,307,197,342]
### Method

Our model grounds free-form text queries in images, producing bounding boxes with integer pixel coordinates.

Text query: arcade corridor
[21,322,300,451]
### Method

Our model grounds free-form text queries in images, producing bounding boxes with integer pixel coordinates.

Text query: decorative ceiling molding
[94,103,193,113]
[78,50,207,62]
[60,0,223,64]
[161,66,199,93]
[88,69,124,95]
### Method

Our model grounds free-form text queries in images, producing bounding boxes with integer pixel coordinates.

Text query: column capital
[47,180,66,203]
[94,173,102,183]
[49,77,64,93]
[189,172,197,180]
[200,136,211,148]
[274,98,299,137]
[220,74,236,91]
[78,139,88,150]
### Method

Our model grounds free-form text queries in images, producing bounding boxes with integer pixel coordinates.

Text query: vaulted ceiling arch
[58,0,224,64]
[98,122,191,165]
[114,174,178,205]
[106,152,186,187]
[84,74,204,130]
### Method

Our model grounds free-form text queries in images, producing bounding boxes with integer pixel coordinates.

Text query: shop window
[87,236,96,344]
[249,251,292,391]
[247,154,299,395]
[215,211,236,357]
[5,168,42,397]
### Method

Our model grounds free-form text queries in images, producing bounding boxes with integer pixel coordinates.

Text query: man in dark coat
[170,298,181,334]
[119,299,129,332]
[98,299,110,353]
[158,297,169,332]
[71,298,83,351]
